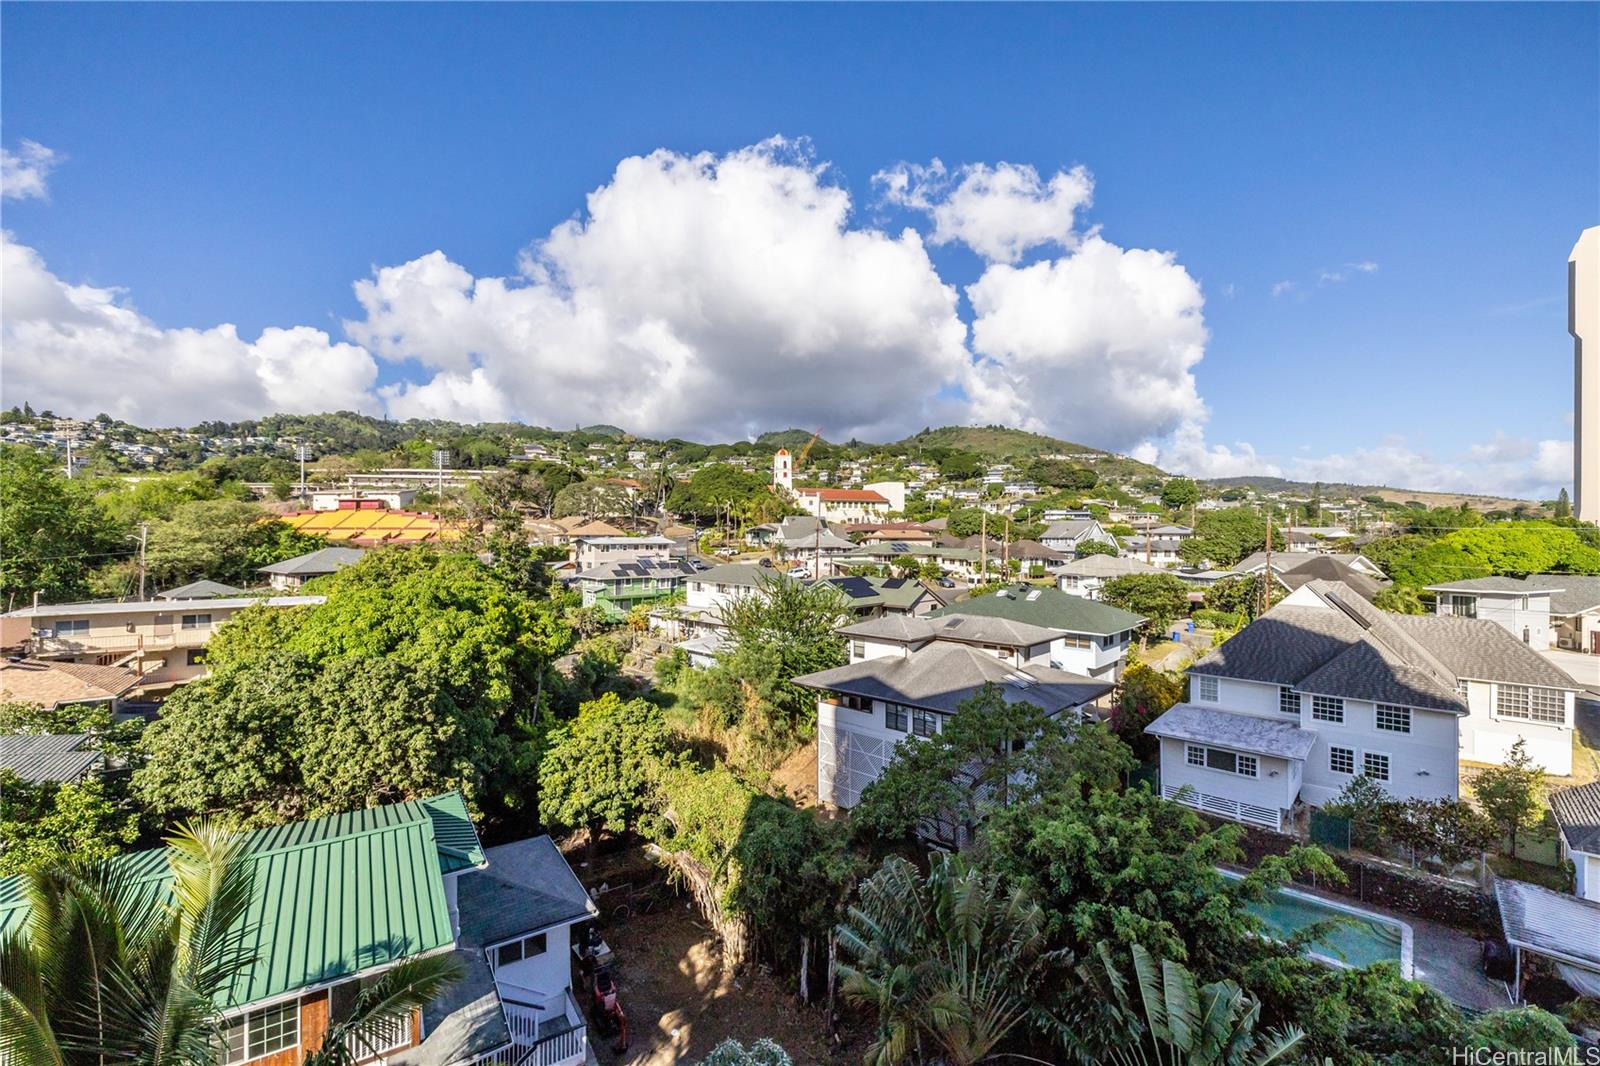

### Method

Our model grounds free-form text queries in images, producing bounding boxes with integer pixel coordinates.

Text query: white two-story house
[1425,574,1600,653]
[1146,579,1579,832]
[929,584,1144,681]
[1039,518,1117,556]
[795,619,1114,816]
[571,534,675,571]
[1057,555,1170,600]
[656,563,792,668]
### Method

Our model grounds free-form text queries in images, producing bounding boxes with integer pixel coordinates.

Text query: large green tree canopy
[136,549,571,827]
[666,463,773,523]
[1380,525,1600,587]
[0,446,121,605]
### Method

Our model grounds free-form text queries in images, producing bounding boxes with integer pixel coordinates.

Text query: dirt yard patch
[768,740,819,808]
[592,905,850,1065]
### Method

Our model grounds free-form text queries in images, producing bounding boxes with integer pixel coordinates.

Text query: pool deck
[1284,880,1512,1011]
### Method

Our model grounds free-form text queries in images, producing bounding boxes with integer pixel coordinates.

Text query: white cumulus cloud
[348,138,972,441]
[962,235,1210,452]
[873,159,1093,264]
[0,233,378,425]
[1,141,60,201]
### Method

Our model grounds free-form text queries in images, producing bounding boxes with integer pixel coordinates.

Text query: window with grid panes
[1311,696,1344,723]
[1329,747,1355,775]
[1362,752,1390,781]
[219,1001,299,1064]
[1375,704,1411,733]
[1496,685,1566,725]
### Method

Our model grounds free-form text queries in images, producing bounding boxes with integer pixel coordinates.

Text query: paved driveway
[1541,648,1600,694]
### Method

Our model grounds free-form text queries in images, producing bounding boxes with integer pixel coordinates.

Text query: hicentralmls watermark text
[1450,1049,1600,1065]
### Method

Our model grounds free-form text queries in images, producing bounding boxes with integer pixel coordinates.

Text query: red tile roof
[796,488,889,503]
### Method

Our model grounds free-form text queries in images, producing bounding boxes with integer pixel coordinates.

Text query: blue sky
[2,3,1596,495]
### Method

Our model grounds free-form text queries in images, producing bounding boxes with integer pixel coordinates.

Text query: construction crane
[796,427,824,469]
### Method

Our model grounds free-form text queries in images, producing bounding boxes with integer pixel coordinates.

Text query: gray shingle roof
[457,835,594,947]
[793,642,1111,715]
[257,546,367,576]
[690,563,788,588]
[155,579,244,599]
[1041,519,1100,541]
[934,584,1145,636]
[837,614,937,643]
[1057,555,1167,579]
[1234,551,1386,579]
[1276,557,1386,602]
[0,733,100,784]
[1425,575,1550,594]
[838,612,1068,649]
[1495,878,1600,970]
[1189,580,1576,709]
[1424,574,1600,616]
[1144,703,1318,760]
[1295,633,1465,712]
[1187,604,1366,686]
[1389,614,1578,689]
[1550,780,1600,855]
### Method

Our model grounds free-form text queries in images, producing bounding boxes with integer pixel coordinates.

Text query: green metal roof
[0,792,483,1009]
[934,584,1146,636]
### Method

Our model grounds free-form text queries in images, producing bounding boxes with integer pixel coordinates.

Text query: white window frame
[911,709,940,738]
[1495,684,1567,726]
[181,613,212,630]
[1329,746,1355,775]
[490,931,549,972]
[1374,704,1411,734]
[1194,675,1219,702]
[1362,751,1391,782]
[219,999,300,1064]
[1279,687,1299,716]
[1187,744,1258,778]
[52,619,90,637]
[1310,695,1344,724]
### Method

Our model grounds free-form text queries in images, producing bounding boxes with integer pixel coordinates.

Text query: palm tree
[1077,942,1305,1066]
[836,853,1069,1066]
[1,822,257,1066]
[301,954,462,1066]
[0,823,461,1066]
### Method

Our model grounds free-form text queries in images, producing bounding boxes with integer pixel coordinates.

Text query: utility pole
[980,510,989,583]
[64,438,74,479]
[1002,515,1011,580]
[295,444,312,497]
[1261,505,1274,617]
[137,523,148,600]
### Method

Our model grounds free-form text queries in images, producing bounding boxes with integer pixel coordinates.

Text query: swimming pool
[1220,870,1413,978]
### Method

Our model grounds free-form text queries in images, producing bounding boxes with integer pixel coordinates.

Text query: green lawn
[1490,851,1571,891]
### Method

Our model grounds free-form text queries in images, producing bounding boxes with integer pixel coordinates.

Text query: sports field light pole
[295,444,313,497]
[433,449,451,497]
